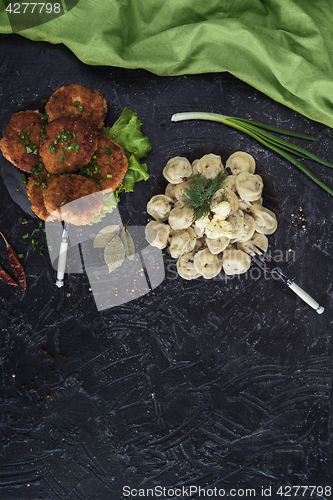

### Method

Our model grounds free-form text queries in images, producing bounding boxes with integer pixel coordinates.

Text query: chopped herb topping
[49,143,58,154]
[26,145,38,154]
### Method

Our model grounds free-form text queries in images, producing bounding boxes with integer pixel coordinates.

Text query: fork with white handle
[248,245,325,314]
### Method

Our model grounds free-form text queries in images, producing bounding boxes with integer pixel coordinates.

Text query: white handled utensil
[248,245,324,314]
[55,222,68,288]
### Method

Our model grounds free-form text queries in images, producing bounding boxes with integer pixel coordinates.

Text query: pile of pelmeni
[145,151,277,280]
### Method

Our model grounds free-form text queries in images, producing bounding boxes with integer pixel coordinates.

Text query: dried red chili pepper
[0,265,19,286]
[0,232,27,290]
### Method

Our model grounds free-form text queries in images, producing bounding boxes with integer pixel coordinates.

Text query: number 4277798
[6,3,61,14]
[276,485,331,497]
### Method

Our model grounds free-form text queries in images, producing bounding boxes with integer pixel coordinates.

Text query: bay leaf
[120,227,135,260]
[94,225,120,248]
[104,235,125,273]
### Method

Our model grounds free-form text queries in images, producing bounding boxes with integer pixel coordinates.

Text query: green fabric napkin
[1,0,333,128]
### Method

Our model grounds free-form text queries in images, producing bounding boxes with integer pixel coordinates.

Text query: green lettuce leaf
[108,107,151,159]
[91,107,151,224]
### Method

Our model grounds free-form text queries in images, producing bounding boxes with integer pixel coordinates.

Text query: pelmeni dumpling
[169,227,197,258]
[192,153,223,179]
[250,204,277,235]
[163,157,192,184]
[206,235,230,254]
[147,194,174,221]
[174,180,191,201]
[234,213,256,242]
[238,199,252,211]
[168,203,195,230]
[226,151,256,175]
[222,248,251,275]
[145,221,170,249]
[194,237,206,250]
[165,183,178,201]
[227,210,246,240]
[177,251,202,280]
[222,174,237,192]
[235,172,263,201]
[192,223,205,238]
[237,232,268,256]
[194,248,222,279]
[211,187,239,215]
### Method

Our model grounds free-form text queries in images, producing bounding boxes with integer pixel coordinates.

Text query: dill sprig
[181,171,228,220]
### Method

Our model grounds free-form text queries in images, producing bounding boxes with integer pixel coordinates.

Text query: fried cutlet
[43,174,103,226]
[82,135,129,192]
[26,166,57,221]
[45,84,107,130]
[39,116,98,175]
[0,110,45,173]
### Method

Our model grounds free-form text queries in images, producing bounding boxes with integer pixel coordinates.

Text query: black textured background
[0,35,332,500]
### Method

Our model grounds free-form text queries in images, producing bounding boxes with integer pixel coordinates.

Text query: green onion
[171,112,333,197]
